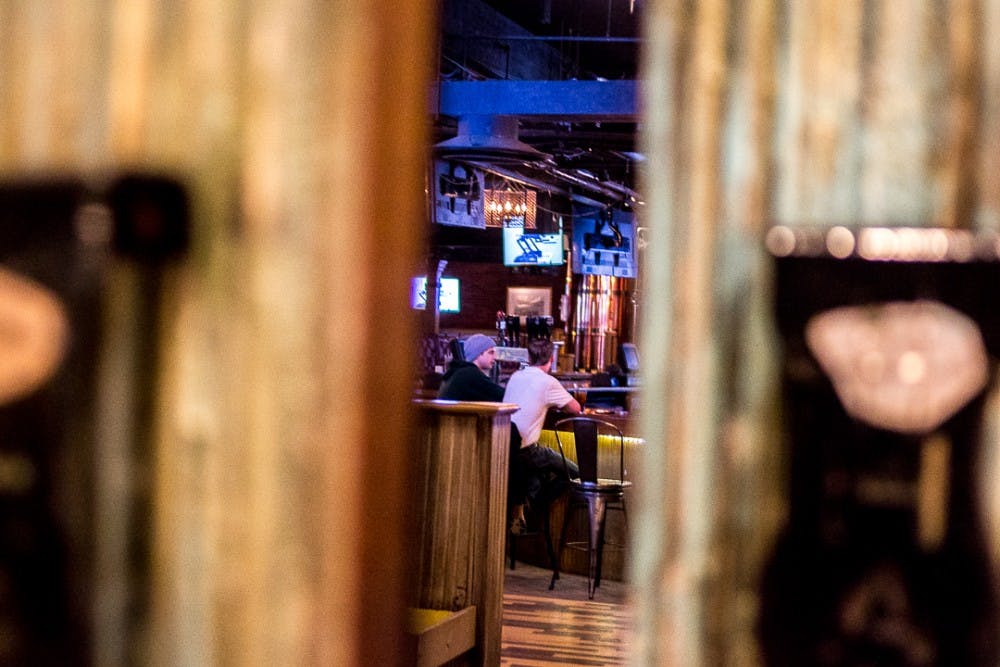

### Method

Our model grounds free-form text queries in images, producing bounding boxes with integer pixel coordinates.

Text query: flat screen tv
[502,227,564,266]
[410,276,460,312]
[571,209,636,278]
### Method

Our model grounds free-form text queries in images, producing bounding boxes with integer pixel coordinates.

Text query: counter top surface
[412,398,519,415]
[551,372,595,381]
[562,385,641,392]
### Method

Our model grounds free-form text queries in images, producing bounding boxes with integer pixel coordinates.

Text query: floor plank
[502,563,634,666]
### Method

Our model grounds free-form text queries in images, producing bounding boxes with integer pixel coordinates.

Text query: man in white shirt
[503,338,581,524]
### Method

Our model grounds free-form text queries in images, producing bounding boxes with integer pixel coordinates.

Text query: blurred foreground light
[948,230,974,262]
[768,225,1000,261]
[825,226,855,258]
[858,227,897,260]
[765,225,796,256]
[856,227,993,262]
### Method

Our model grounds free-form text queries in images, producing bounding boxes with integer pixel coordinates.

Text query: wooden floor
[501,562,634,666]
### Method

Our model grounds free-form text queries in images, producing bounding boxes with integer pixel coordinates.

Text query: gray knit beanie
[462,334,495,362]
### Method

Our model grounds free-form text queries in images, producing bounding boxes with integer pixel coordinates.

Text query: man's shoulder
[506,367,529,381]
[530,366,561,384]
[450,365,493,386]
[508,366,561,391]
[440,369,504,401]
[508,367,541,384]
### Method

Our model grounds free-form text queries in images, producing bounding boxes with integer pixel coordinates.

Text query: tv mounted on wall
[502,227,564,266]
[410,276,460,313]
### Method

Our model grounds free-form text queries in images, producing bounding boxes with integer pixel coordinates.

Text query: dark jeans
[512,442,579,508]
[508,425,528,507]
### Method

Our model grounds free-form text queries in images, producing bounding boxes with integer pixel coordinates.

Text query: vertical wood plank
[976,0,1000,232]
[935,0,981,229]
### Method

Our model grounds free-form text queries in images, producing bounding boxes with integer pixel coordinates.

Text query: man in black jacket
[438,334,530,531]
[438,334,503,401]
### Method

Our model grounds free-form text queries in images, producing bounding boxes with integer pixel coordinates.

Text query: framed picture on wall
[506,287,552,318]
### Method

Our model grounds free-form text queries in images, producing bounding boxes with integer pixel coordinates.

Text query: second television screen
[503,228,564,266]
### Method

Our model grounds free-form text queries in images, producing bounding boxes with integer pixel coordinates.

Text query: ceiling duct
[434,115,550,163]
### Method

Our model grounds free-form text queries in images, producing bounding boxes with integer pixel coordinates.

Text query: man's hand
[561,398,582,414]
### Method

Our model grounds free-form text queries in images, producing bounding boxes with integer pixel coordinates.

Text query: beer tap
[495,310,507,347]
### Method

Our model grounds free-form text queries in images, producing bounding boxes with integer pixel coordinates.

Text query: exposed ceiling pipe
[546,166,642,206]
[472,161,641,211]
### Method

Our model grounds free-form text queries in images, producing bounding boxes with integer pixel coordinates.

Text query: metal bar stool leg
[542,502,558,572]
[595,509,606,591]
[586,495,607,600]
[595,495,622,590]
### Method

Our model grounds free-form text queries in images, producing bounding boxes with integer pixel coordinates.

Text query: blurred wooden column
[140,3,435,666]
[634,0,1000,664]
[1,1,433,666]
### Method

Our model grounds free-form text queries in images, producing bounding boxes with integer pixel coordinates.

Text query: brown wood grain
[413,401,517,666]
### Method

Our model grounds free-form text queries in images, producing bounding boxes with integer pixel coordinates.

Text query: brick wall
[437,260,568,332]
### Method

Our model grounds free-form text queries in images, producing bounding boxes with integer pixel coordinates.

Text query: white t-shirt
[503,366,574,446]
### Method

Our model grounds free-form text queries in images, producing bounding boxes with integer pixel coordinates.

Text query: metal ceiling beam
[435,80,638,120]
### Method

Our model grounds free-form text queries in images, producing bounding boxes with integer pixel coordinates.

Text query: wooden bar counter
[410,399,518,666]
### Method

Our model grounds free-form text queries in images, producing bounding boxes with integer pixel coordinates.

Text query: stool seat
[574,478,632,491]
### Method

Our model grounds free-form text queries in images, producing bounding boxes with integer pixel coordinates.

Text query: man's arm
[547,375,582,414]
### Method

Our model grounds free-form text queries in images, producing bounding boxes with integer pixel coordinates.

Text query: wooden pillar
[635,0,1000,664]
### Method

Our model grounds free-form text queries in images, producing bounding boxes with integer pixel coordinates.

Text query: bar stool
[549,417,630,599]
